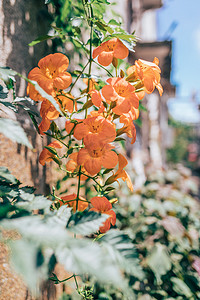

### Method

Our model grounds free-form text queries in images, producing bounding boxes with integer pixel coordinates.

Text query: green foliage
[167,117,196,165]
[0,118,32,148]
[0,168,143,297]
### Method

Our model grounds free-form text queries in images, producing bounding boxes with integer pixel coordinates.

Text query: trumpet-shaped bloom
[66,152,88,180]
[73,114,116,145]
[90,196,116,233]
[56,93,75,113]
[119,107,138,144]
[77,142,118,176]
[39,94,75,135]
[106,154,133,191]
[127,57,163,96]
[39,140,62,166]
[59,193,88,212]
[90,90,105,112]
[93,38,129,66]
[27,82,44,102]
[28,53,72,95]
[102,77,139,115]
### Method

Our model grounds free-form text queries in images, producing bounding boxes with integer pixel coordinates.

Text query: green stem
[69,61,89,93]
[73,274,79,290]
[92,59,114,77]
[80,172,103,190]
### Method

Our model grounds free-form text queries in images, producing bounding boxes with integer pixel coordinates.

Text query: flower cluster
[27,53,74,134]
[28,38,163,233]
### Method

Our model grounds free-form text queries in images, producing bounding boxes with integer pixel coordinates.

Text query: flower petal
[74,123,89,140]
[102,85,118,102]
[98,51,114,66]
[101,150,118,169]
[114,39,129,59]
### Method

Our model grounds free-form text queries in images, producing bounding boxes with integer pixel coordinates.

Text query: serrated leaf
[0,118,32,148]
[67,210,108,235]
[99,230,144,280]
[146,243,171,284]
[16,194,51,212]
[56,240,124,288]
[0,167,19,185]
[9,240,49,293]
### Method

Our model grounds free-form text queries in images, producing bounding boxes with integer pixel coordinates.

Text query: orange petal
[114,39,129,59]
[90,196,112,212]
[92,44,103,59]
[65,120,75,134]
[106,210,116,226]
[53,72,72,90]
[84,158,102,176]
[102,85,118,102]
[90,90,103,107]
[112,98,131,115]
[77,148,90,165]
[98,51,114,66]
[101,150,118,169]
[74,123,89,140]
[38,53,69,74]
[38,117,51,135]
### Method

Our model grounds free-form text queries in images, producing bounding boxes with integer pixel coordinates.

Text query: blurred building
[126,0,175,172]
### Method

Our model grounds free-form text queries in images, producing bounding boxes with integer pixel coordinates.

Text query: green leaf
[29,34,57,46]
[0,100,17,111]
[28,112,40,134]
[82,100,93,110]
[114,137,126,142]
[0,118,32,148]
[171,277,192,297]
[0,84,8,99]
[0,67,16,82]
[56,239,124,288]
[0,167,19,185]
[9,240,49,293]
[146,243,171,284]
[99,230,144,280]
[28,80,64,117]
[103,168,113,175]
[104,187,115,192]
[16,194,51,212]
[67,210,109,235]
[44,146,58,155]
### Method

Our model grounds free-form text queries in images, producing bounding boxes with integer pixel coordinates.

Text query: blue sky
[156,0,200,122]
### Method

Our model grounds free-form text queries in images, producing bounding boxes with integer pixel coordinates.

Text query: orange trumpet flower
[93,38,129,66]
[73,114,116,145]
[77,142,118,176]
[28,53,72,95]
[66,152,88,180]
[90,196,116,233]
[102,77,139,115]
[39,140,62,166]
[127,57,163,96]
[106,154,133,192]
[59,193,88,212]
